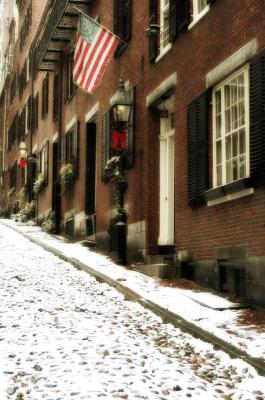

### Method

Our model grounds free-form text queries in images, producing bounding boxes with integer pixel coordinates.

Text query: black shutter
[169,0,177,42]
[126,86,135,168]
[72,121,80,178]
[187,91,209,207]
[44,141,49,185]
[113,0,122,37]
[102,110,110,181]
[45,74,49,116]
[27,95,32,132]
[34,93,39,131]
[61,135,66,164]
[176,0,190,33]
[124,0,132,42]
[149,0,158,62]
[249,49,265,185]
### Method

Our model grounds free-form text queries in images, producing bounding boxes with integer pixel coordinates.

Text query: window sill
[204,178,254,206]
[155,43,172,63]
[188,5,210,30]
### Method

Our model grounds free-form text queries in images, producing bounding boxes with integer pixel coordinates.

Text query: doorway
[85,122,96,236]
[52,142,60,232]
[158,98,175,245]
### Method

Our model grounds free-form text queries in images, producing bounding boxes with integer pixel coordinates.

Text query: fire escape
[36,0,90,71]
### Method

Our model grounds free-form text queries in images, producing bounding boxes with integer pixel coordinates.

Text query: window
[62,121,79,178]
[160,0,170,49]
[32,93,39,133]
[39,141,49,185]
[148,0,190,62]
[213,67,249,187]
[113,0,132,57]
[25,96,32,135]
[9,161,17,190]
[192,0,209,20]
[20,1,32,50]
[65,54,75,102]
[8,113,18,151]
[42,74,49,119]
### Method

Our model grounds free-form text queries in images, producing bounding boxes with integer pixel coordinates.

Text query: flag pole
[70,4,125,45]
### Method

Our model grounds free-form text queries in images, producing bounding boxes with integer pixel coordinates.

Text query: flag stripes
[73,15,120,94]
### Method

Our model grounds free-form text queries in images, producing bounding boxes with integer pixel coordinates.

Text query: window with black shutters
[20,1,32,51]
[9,161,17,190]
[62,121,80,178]
[42,74,49,119]
[32,93,39,134]
[10,76,17,103]
[65,53,75,102]
[102,86,135,181]
[113,0,132,57]
[149,0,190,62]
[8,113,18,151]
[187,49,265,208]
[39,141,49,186]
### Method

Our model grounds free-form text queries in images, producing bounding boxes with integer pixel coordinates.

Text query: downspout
[55,56,63,233]
[2,84,8,205]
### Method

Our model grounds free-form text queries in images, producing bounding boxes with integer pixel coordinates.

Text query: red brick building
[1,0,265,304]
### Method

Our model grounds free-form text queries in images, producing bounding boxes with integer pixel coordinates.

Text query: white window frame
[160,0,170,51]
[212,66,250,188]
[189,0,210,29]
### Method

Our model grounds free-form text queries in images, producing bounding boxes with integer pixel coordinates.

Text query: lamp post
[110,79,133,265]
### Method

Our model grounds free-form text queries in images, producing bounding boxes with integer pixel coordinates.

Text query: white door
[158,99,175,245]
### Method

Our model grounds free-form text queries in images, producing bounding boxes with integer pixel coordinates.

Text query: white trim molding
[206,39,257,88]
[146,73,177,107]
[207,187,254,207]
[66,115,77,132]
[85,102,99,123]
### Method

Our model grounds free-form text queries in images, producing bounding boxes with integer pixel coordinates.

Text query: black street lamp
[110,79,133,265]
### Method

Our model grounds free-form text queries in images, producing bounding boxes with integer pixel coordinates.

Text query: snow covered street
[0,222,265,400]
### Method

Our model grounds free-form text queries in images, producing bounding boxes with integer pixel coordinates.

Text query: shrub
[41,211,56,233]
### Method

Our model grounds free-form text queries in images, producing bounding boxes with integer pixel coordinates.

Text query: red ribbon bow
[111,130,126,149]
[19,158,27,168]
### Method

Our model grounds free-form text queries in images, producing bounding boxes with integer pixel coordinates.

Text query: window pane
[239,129,246,155]
[226,161,232,183]
[232,132,238,157]
[216,165,222,186]
[239,156,246,178]
[238,100,245,127]
[231,79,237,104]
[232,159,238,180]
[215,90,221,114]
[225,136,231,161]
[216,140,222,164]
[216,115,222,138]
[224,85,231,108]
[225,109,231,134]
[231,105,238,130]
[198,0,207,13]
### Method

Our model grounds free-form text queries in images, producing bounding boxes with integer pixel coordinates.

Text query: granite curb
[2,220,265,377]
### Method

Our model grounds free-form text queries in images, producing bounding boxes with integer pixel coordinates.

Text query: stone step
[134,263,178,279]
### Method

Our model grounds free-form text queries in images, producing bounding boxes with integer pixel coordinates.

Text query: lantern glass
[19,141,28,159]
[113,104,131,123]
[111,79,133,124]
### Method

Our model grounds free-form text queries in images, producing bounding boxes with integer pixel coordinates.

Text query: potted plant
[59,163,75,194]
[33,173,45,195]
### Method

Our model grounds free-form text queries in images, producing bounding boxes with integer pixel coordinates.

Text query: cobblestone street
[0,223,265,400]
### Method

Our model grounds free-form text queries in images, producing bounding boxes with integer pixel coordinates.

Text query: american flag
[73,14,120,94]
